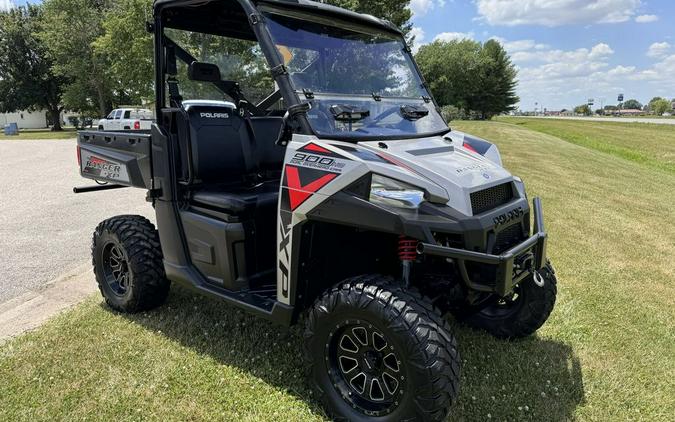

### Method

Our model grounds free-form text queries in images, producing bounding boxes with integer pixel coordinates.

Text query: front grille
[470,183,514,215]
[493,223,523,254]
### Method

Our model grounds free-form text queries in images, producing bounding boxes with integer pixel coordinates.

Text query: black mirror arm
[276,102,311,146]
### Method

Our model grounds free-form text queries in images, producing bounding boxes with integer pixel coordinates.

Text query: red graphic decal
[88,156,112,165]
[303,143,332,154]
[463,142,478,154]
[285,166,338,211]
[376,152,418,175]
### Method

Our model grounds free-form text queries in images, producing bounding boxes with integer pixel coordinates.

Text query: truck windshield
[263,10,449,139]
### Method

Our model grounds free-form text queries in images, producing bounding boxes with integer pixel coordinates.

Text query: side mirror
[188,61,221,83]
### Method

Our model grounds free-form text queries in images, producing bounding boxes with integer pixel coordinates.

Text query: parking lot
[0,139,153,304]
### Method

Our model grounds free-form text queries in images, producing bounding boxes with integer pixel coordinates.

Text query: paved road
[522,116,675,125]
[0,139,154,304]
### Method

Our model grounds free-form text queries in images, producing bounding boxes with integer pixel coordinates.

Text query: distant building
[0,109,78,129]
[616,109,644,116]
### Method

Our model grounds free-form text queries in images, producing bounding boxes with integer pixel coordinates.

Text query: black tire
[98,125,104,130]
[460,263,557,339]
[92,215,170,313]
[304,275,460,421]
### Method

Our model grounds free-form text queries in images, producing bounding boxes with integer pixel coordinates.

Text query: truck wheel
[92,215,170,313]
[98,125,104,130]
[304,275,460,421]
[461,263,557,339]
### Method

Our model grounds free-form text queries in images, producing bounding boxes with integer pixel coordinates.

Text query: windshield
[263,10,448,139]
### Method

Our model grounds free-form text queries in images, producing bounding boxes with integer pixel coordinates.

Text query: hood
[359,135,514,216]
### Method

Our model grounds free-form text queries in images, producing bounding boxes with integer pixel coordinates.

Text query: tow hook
[533,270,545,287]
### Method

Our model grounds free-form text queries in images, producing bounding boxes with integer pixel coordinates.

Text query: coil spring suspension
[398,236,418,261]
[398,236,418,286]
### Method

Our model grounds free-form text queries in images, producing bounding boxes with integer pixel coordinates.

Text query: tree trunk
[50,108,63,131]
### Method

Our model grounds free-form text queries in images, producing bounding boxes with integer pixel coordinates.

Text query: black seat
[176,102,285,216]
[192,181,279,216]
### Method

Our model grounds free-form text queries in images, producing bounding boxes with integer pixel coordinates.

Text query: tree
[415,39,518,119]
[574,104,591,115]
[94,0,154,104]
[622,99,642,110]
[326,0,413,37]
[39,0,115,117]
[473,39,519,119]
[651,98,672,116]
[415,40,483,113]
[0,5,67,130]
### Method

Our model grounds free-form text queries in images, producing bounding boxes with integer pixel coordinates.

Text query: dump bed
[77,130,152,189]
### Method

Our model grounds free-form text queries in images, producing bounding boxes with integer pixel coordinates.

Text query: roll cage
[151,0,433,139]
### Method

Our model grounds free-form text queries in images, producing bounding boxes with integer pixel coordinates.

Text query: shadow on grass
[116,286,584,420]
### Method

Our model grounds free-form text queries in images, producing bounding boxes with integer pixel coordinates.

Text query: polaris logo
[200,112,229,119]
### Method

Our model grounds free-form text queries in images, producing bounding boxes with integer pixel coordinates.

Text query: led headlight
[369,174,426,209]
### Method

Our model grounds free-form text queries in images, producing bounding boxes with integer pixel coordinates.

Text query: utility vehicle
[75,1,557,420]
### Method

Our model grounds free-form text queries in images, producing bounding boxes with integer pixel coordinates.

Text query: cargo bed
[77,130,153,189]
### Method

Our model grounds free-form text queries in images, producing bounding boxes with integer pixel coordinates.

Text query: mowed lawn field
[1,119,674,421]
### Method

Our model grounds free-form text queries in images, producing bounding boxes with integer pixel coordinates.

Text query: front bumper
[417,198,548,296]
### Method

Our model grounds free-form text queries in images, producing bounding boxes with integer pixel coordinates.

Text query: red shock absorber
[398,236,418,261]
[398,236,418,286]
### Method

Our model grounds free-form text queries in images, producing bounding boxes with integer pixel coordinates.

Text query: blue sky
[4,0,674,111]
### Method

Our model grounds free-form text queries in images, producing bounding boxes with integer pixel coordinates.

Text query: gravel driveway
[0,139,154,304]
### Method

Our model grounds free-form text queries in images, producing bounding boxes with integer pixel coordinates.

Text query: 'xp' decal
[82,153,130,182]
[284,165,338,211]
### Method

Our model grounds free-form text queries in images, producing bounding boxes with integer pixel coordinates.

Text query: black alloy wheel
[327,320,405,416]
[101,242,130,297]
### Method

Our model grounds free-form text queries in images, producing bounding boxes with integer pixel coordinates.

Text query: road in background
[0,139,154,303]
[521,116,675,125]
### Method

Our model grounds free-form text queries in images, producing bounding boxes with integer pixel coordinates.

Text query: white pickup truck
[97,108,154,131]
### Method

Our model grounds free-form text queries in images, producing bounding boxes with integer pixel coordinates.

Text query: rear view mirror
[188,61,221,82]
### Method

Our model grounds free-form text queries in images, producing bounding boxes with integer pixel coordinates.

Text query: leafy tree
[415,39,519,119]
[94,0,154,103]
[326,0,413,37]
[574,104,591,115]
[0,5,67,130]
[473,39,519,119]
[39,0,116,117]
[622,99,642,110]
[651,98,672,116]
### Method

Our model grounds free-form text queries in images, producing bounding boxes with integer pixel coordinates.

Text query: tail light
[133,121,140,130]
[76,145,81,167]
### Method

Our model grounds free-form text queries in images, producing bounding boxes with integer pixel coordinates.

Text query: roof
[153,0,401,37]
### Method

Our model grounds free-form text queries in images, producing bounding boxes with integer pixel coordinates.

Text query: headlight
[369,174,426,209]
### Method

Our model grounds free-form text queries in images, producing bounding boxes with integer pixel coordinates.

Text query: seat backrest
[181,103,256,184]
[249,117,285,176]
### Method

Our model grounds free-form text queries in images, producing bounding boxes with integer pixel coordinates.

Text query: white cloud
[646,42,670,58]
[409,0,448,18]
[0,0,15,12]
[409,0,434,17]
[410,27,426,53]
[589,43,614,59]
[512,39,675,110]
[476,0,641,27]
[635,14,658,23]
[433,32,474,42]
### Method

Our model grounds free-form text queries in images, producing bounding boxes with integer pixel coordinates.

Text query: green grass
[2,120,674,421]
[0,128,78,140]
[496,116,675,174]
